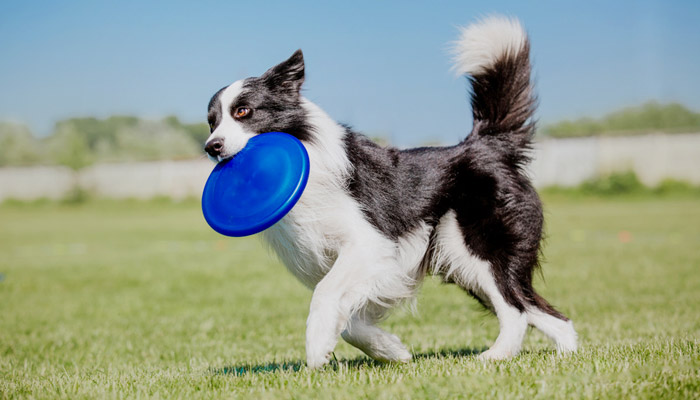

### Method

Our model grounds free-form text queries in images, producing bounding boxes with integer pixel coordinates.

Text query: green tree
[163,115,209,146]
[0,122,41,166]
[46,123,93,170]
[541,102,700,138]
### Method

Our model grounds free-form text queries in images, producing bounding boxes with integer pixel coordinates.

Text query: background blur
[1,0,700,201]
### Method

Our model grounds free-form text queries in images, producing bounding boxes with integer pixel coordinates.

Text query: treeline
[0,116,209,169]
[2,102,700,168]
[540,102,700,138]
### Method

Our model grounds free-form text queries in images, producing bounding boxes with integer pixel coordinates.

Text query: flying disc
[201,132,309,237]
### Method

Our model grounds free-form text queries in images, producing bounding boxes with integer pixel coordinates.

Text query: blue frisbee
[201,132,309,237]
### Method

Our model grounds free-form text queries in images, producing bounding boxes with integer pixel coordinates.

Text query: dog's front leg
[305,248,373,369]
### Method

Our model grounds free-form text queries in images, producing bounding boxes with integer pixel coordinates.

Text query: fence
[528,132,700,187]
[1,133,699,201]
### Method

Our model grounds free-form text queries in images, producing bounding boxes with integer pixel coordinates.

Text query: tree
[541,102,700,138]
[0,122,42,166]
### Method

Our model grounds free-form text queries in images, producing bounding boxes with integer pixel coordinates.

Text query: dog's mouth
[206,152,235,164]
[205,145,240,162]
[216,142,250,163]
[217,154,234,163]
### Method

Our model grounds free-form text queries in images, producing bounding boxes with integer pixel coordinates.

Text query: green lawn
[1,197,699,399]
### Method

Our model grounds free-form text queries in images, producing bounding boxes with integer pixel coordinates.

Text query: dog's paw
[477,348,514,361]
[305,311,341,369]
[306,350,332,369]
[392,347,413,363]
[555,320,578,354]
[306,334,337,369]
[371,333,412,363]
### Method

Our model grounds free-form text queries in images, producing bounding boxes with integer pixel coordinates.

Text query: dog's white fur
[264,102,423,367]
[451,16,527,76]
[208,81,256,162]
[206,16,577,368]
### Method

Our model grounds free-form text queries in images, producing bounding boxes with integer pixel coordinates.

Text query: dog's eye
[233,107,251,119]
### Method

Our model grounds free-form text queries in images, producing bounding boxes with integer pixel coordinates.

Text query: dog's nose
[205,138,224,157]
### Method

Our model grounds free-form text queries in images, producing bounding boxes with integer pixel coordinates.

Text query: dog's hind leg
[473,285,528,360]
[341,314,412,363]
[453,271,529,360]
[526,297,578,353]
[434,211,529,360]
[447,264,529,360]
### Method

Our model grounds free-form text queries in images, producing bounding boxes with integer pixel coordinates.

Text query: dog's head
[203,50,313,161]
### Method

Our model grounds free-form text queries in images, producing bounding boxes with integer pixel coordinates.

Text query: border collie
[204,16,577,368]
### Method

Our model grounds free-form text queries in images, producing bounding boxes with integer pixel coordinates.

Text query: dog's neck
[300,98,352,186]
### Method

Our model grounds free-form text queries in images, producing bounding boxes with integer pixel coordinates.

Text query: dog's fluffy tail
[452,16,536,166]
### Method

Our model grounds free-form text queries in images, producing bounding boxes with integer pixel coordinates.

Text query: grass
[0,196,699,399]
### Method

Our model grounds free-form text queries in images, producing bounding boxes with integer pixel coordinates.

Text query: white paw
[395,347,413,363]
[396,348,413,363]
[306,352,332,369]
[555,321,578,354]
[477,347,514,361]
[556,337,578,354]
[375,334,412,363]
[306,336,337,369]
[371,345,412,363]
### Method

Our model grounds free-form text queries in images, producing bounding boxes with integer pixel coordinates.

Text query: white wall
[529,133,700,187]
[78,159,213,200]
[0,165,77,200]
[1,133,699,201]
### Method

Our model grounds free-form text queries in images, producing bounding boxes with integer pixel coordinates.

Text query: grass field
[1,196,699,399]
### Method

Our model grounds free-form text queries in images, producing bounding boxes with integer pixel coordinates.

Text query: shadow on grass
[212,347,487,376]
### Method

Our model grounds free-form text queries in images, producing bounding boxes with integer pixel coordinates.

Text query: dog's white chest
[261,194,339,289]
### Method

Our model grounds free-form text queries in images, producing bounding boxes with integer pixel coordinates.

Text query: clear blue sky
[1,0,699,146]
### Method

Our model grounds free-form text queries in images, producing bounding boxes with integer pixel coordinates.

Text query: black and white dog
[204,17,577,368]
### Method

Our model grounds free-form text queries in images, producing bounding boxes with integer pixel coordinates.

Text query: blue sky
[1,0,699,146]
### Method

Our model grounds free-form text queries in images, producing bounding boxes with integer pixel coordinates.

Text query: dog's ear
[261,49,305,95]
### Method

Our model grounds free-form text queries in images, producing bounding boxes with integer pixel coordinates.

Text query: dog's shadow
[212,347,487,376]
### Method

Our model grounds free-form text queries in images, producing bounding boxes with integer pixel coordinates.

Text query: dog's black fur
[340,42,563,319]
[208,51,314,143]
